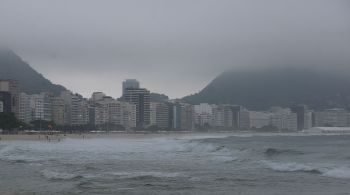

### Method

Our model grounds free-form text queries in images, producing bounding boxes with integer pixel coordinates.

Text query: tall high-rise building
[213,105,234,129]
[51,97,65,125]
[314,108,349,127]
[291,105,308,130]
[213,106,225,127]
[172,103,182,129]
[121,101,137,129]
[61,91,89,126]
[91,96,136,130]
[180,103,194,130]
[150,102,157,126]
[122,79,140,96]
[0,91,12,113]
[230,105,242,129]
[194,103,215,127]
[246,111,272,129]
[239,109,250,129]
[19,92,32,123]
[0,80,20,117]
[29,93,52,122]
[270,108,298,131]
[156,103,170,129]
[167,102,193,130]
[0,101,3,113]
[123,88,150,128]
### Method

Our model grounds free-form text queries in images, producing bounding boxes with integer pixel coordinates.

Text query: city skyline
[2,77,350,132]
[2,1,350,194]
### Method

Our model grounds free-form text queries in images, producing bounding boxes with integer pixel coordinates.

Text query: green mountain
[183,67,350,110]
[0,49,66,95]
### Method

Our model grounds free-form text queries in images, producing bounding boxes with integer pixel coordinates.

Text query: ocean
[1,133,350,195]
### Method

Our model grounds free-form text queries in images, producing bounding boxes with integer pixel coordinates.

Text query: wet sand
[0,131,235,141]
[0,131,324,141]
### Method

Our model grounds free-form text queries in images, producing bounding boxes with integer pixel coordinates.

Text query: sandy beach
[0,131,238,141]
[0,131,328,142]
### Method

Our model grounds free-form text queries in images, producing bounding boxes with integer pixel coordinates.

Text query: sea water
[1,134,350,194]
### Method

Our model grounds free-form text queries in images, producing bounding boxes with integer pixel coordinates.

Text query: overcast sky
[0,0,349,98]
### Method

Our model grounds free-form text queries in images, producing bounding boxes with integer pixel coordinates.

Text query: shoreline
[0,131,285,141]
[0,131,350,143]
[0,131,231,141]
[0,131,348,141]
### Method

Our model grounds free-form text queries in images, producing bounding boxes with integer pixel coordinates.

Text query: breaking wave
[41,169,83,180]
[262,161,350,179]
[262,161,321,174]
[322,167,350,179]
[179,141,240,162]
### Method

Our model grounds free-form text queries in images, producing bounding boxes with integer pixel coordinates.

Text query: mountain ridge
[183,67,350,110]
[0,49,66,95]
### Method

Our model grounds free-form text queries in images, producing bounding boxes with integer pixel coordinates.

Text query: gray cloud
[0,0,349,98]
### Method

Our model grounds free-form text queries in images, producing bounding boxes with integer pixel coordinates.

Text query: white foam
[110,171,184,179]
[262,161,350,180]
[0,136,241,166]
[212,155,238,162]
[322,167,350,179]
[41,169,78,180]
[262,161,317,172]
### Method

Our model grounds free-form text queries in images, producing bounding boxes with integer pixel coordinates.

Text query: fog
[0,0,349,98]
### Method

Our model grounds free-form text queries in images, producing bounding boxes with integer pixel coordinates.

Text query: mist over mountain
[183,67,350,110]
[0,49,66,95]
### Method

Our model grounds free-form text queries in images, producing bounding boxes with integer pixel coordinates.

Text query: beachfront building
[194,103,215,127]
[0,101,3,113]
[0,91,12,113]
[314,108,349,127]
[150,102,170,129]
[150,102,157,126]
[123,88,150,128]
[51,97,66,126]
[270,108,298,131]
[172,103,182,129]
[61,91,89,126]
[213,105,224,127]
[19,92,64,124]
[0,80,20,118]
[180,103,195,130]
[240,108,298,131]
[304,111,313,130]
[29,93,53,122]
[92,96,115,125]
[248,111,272,129]
[166,102,195,131]
[122,79,140,96]
[239,110,271,129]
[213,105,234,129]
[239,109,250,129]
[18,92,32,123]
[291,105,313,130]
[92,96,137,130]
[121,101,137,129]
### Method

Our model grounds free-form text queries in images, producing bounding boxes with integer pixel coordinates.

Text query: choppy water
[1,134,350,195]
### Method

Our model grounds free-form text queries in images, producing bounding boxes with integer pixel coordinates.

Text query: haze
[0,0,349,98]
